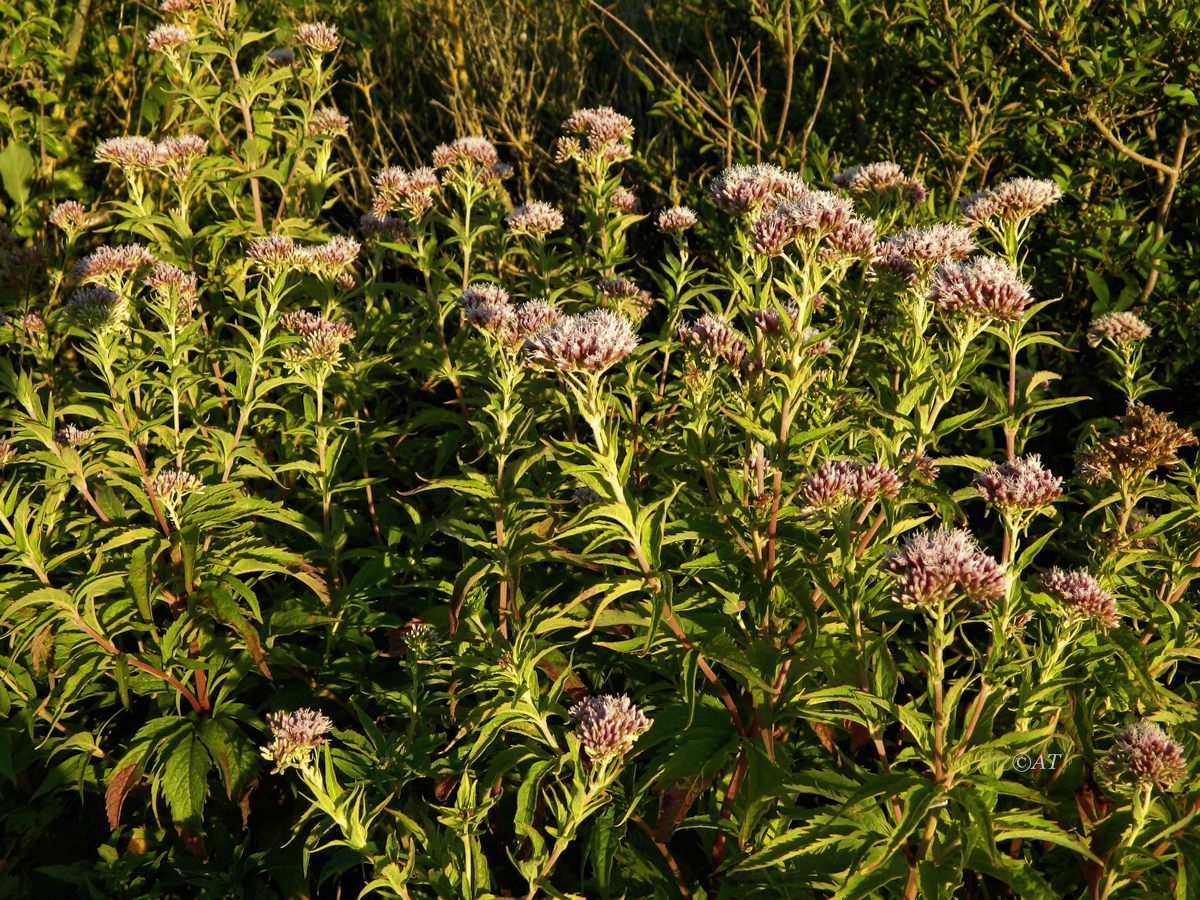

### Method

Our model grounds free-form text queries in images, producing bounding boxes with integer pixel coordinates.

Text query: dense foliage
[1,1,1198,898]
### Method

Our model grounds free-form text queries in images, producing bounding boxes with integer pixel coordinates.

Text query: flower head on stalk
[523,310,638,374]
[821,216,878,263]
[147,24,190,63]
[833,162,927,203]
[961,177,1062,225]
[154,135,207,178]
[432,137,510,191]
[0,437,17,470]
[74,244,156,290]
[612,187,639,214]
[930,255,1033,323]
[973,455,1062,511]
[557,107,635,166]
[1087,311,1151,348]
[153,467,204,521]
[11,311,46,335]
[751,300,801,335]
[371,166,439,220]
[145,263,200,323]
[569,694,652,763]
[887,527,1006,609]
[65,286,130,336]
[261,708,333,773]
[246,234,300,271]
[295,22,340,54]
[296,235,360,283]
[801,460,903,511]
[1039,568,1118,629]
[512,300,560,341]
[307,107,350,139]
[49,201,97,242]
[598,278,654,321]
[1076,402,1196,487]
[878,224,976,280]
[678,313,746,366]
[505,201,564,238]
[1100,721,1187,791]
[709,164,807,216]
[96,136,159,172]
[657,206,697,233]
[281,310,356,377]
[459,283,516,340]
[54,424,94,448]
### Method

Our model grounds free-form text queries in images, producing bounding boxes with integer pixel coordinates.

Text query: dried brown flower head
[1076,403,1197,486]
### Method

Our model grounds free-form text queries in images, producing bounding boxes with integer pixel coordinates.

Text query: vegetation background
[1,0,1198,897]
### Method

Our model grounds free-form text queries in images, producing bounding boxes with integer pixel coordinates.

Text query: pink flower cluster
[887,528,1006,608]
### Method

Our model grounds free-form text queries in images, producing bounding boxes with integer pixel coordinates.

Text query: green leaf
[160,728,212,826]
[0,141,34,206]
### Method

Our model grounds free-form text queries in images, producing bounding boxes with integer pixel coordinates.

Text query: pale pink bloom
[1039,568,1118,629]
[1100,721,1187,789]
[247,234,299,269]
[973,455,1062,510]
[95,136,158,170]
[523,310,638,373]
[154,135,207,176]
[930,256,1032,322]
[296,22,340,54]
[656,206,697,233]
[372,166,439,219]
[307,107,350,138]
[569,694,651,762]
[1087,311,1151,347]
[296,236,360,280]
[73,244,156,285]
[431,136,499,169]
[49,201,95,236]
[961,177,1062,224]
[147,24,189,52]
[560,107,635,163]
[883,224,976,268]
[612,187,639,214]
[261,708,333,772]
[709,164,808,216]
[505,201,564,238]
[887,528,1006,608]
[678,313,745,364]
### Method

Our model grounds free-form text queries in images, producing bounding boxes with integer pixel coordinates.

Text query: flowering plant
[0,3,1197,898]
